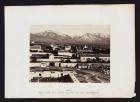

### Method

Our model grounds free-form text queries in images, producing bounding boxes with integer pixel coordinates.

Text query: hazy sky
[31,25,110,36]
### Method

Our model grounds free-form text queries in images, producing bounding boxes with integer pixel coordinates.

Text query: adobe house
[80,54,96,62]
[78,63,89,69]
[30,45,42,52]
[58,50,73,57]
[61,63,77,68]
[65,45,71,51]
[36,54,61,67]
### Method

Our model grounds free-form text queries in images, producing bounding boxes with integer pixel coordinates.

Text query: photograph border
[0,0,137,102]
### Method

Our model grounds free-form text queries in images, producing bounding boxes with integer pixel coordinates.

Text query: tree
[65,59,71,63]
[31,57,37,62]
[87,58,91,63]
[72,54,77,58]
[52,50,58,56]
[71,45,77,53]
[95,57,100,62]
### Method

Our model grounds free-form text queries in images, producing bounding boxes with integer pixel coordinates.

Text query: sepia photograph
[5,5,135,98]
[29,25,110,83]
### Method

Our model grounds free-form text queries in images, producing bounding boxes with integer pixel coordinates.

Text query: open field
[75,69,110,83]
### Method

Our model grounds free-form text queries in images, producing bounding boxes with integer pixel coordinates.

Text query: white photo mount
[5,4,135,98]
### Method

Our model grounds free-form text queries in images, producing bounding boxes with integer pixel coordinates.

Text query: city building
[37,54,62,62]
[99,57,110,62]
[30,45,42,52]
[65,45,71,51]
[58,50,73,57]
[80,55,96,62]
[98,54,110,62]
[63,58,78,63]
[78,63,89,69]
[61,63,77,68]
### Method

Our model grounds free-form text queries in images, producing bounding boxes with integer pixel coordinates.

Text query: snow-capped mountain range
[30,30,110,45]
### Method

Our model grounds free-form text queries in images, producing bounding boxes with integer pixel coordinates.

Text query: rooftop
[80,54,110,57]
[58,50,72,53]
[30,45,41,49]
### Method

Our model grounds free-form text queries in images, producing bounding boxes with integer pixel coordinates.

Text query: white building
[37,54,61,62]
[99,57,110,62]
[58,50,73,57]
[50,44,59,50]
[35,54,61,67]
[61,63,77,68]
[40,62,61,67]
[83,45,88,49]
[30,62,40,67]
[65,45,71,51]
[78,63,88,69]
[30,45,42,52]
[63,58,78,62]
[30,52,50,57]
[80,55,96,62]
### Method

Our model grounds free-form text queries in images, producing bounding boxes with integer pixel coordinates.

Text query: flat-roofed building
[99,57,110,62]
[30,45,42,52]
[78,63,88,69]
[63,58,78,63]
[80,55,96,62]
[61,63,77,68]
[37,54,62,62]
[65,45,71,51]
[80,54,110,62]
[58,50,73,57]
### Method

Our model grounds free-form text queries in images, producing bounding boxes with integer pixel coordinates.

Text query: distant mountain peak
[30,31,110,45]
